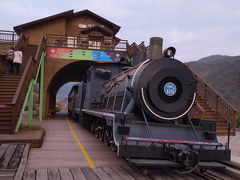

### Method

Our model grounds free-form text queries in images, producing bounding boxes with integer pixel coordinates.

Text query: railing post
[216,96,218,111]
[28,79,35,127]
[227,123,231,148]
[39,54,45,121]
[15,77,34,133]
[12,32,14,43]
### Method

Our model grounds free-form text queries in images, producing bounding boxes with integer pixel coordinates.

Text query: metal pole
[39,57,44,121]
[141,109,153,138]
[227,123,231,149]
[15,78,34,133]
[28,80,34,127]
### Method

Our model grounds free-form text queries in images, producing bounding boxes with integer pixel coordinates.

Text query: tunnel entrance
[45,60,97,117]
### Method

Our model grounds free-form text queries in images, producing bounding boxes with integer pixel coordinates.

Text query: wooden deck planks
[92,167,112,180]
[36,169,48,180]
[0,143,30,180]
[70,168,87,180]
[0,144,9,159]
[8,144,25,169]
[47,169,60,180]
[59,168,74,180]
[0,169,16,180]
[1,144,18,168]
[102,167,122,180]
[81,168,100,180]
[23,169,36,180]
[22,166,151,180]
[112,166,136,180]
[122,166,150,180]
[27,114,126,169]
[14,144,30,180]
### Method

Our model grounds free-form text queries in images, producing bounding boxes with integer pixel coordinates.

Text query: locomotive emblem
[164,82,177,96]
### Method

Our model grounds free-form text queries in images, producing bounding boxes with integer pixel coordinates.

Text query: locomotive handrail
[189,67,238,134]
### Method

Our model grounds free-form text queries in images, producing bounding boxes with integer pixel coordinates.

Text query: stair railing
[0,56,4,73]
[189,67,238,135]
[0,30,18,43]
[14,33,28,50]
[12,36,46,132]
[0,33,28,74]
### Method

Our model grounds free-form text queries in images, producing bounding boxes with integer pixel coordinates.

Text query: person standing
[5,47,14,74]
[13,49,23,74]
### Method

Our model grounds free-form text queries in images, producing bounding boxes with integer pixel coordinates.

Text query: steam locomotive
[68,37,230,173]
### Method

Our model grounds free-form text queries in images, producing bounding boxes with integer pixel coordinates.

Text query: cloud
[0,0,240,61]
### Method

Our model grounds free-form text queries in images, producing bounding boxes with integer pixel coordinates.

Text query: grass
[19,124,44,131]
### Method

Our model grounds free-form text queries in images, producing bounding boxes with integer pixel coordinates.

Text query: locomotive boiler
[68,37,230,173]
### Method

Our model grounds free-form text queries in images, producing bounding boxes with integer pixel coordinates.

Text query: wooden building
[13,9,128,119]
[14,10,121,47]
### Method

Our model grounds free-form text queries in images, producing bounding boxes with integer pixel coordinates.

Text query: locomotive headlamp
[163,47,176,58]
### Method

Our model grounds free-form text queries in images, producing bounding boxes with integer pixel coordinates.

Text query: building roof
[14,9,121,35]
[80,25,112,36]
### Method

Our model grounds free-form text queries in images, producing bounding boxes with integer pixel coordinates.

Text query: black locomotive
[68,37,230,173]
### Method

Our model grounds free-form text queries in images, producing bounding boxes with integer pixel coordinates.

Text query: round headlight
[163,47,176,58]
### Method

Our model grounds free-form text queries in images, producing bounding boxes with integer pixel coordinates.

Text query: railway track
[145,165,240,180]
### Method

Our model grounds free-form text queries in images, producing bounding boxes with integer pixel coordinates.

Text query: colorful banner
[47,47,126,62]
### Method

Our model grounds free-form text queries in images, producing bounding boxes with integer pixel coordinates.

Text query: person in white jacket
[13,50,23,74]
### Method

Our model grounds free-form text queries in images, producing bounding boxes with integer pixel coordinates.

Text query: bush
[19,124,44,131]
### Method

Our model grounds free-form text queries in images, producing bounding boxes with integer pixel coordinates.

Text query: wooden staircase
[0,34,39,133]
[194,94,229,135]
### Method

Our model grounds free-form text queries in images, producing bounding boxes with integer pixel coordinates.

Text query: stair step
[0,112,12,116]
[0,80,20,83]
[0,74,21,77]
[0,89,17,92]
[0,129,14,134]
[0,92,15,95]
[0,84,18,88]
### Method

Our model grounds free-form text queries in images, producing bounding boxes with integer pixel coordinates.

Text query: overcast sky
[1,0,240,61]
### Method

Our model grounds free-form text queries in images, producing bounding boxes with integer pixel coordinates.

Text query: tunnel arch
[45,60,97,117]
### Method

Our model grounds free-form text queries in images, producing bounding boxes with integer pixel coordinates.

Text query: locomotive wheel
[111,143,117,152]
[90,122,95,134]
[103,129,110,146]
[99,126,104,142]
[95,128,99,138]
[94,121,104,141]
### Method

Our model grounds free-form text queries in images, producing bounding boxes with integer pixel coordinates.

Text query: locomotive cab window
[94,68,112,80]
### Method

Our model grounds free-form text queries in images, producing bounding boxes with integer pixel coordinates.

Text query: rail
[0,30,18,43]
[46,34,127,51]
[0,55,5,73]
[189,67,238,134]
[11,36,46,131]
[14,33,28,50]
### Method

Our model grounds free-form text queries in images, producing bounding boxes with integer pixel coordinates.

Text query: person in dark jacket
[5,47,14,74]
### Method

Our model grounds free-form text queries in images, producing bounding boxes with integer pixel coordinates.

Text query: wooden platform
[0,143,30,180]
[26,112,127,169]
[0,130,44,148]
[22,166,150,180]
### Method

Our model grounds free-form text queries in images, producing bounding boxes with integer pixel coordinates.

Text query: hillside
[187,55,240,110]
[56,82,79,106]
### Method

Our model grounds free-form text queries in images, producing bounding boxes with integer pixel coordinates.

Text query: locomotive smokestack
[148,37,163,60]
